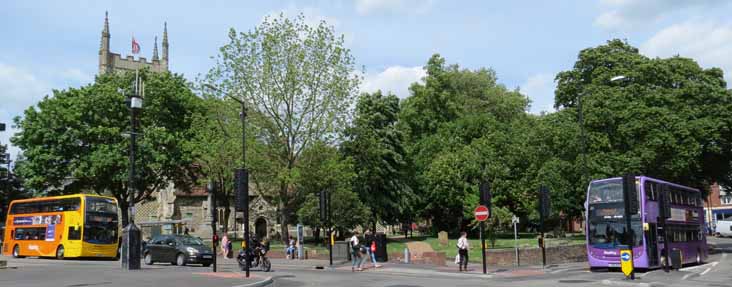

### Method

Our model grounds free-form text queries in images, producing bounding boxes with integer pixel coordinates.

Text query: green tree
[342,91,413,231]
[295,143,370,239]
[12,71,202,226]
[185,94,242,232]
[204,13,360,241]
[555,39,732,193]
[399,54,532,233]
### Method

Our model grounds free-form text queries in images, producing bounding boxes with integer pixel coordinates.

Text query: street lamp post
[121,73,143,270]
[577,75,628,186]
[204,83,250,278]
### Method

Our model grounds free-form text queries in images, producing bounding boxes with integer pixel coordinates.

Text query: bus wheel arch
[12,244,24,258]
[56,245,65,260]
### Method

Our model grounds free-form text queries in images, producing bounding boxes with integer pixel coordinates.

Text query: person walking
[349,231,363,271]
[457,231,469,272]
[221,233,230,259]
[286,236,296,259]
[364,230,378,268]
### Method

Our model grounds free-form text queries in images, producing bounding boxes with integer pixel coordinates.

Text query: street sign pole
[474,205,489,274]
[513,215,519,266]
[480,221,486,274]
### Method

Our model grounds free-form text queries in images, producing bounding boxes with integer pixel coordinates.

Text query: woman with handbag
[349,230,363,271]
[457,231,469,272]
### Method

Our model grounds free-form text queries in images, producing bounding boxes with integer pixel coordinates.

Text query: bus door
[645,223,659,266]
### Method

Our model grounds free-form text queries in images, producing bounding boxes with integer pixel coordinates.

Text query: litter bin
[670,249,682,270]
[375,232,388,262]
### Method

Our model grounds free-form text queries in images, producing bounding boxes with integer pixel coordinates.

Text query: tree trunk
[279,199,289,244]
[314,227,321,246]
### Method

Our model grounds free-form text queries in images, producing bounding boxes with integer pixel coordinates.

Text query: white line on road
[700,267,712,276]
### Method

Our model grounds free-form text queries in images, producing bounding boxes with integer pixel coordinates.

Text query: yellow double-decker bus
[2,194,119,259]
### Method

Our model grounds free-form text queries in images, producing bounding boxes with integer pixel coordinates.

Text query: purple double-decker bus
[586,176,707,270]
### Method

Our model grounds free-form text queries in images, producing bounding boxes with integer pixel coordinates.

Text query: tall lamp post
[204,83,250,278]
[121,74,143,270]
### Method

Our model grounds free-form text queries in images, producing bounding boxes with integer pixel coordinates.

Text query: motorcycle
[237,245,271,272]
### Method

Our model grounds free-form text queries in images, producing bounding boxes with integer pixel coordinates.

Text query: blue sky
[2,0,732,162]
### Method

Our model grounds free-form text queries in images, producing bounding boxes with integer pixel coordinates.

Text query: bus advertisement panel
[586,176,707,270]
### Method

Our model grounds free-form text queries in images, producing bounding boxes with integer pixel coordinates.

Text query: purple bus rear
[586,176,707,269]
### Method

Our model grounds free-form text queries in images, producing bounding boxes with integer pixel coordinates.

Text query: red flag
[131,37,140,54]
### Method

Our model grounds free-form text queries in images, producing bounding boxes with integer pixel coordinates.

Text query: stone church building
[97,12,279,241]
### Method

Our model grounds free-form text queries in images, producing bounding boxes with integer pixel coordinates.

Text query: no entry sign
[474,205,490,222]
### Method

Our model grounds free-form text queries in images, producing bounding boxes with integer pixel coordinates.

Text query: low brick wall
[477,244,587,267]
[389,244,587,267]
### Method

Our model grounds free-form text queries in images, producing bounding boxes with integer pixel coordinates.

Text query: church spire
[162,22,169,69]
[100,11,110,54]
[153,36,159,61]
[103,11,109,35]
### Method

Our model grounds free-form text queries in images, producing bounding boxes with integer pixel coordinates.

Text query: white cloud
[520,73,557,115]
[355,0,434,16]
[264,5,353,46]
[361,66,426,98]
[0,63,51,161]
[641,21,732,85]
[594,0,727,30]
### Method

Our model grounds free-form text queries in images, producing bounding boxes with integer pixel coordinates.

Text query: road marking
[682,273,694,280]
[700,268,712,276]
[711,261,719,267]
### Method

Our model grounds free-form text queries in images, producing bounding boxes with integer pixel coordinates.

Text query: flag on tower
[132,37,140,54]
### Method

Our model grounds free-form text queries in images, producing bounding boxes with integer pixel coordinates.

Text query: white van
[715,221,732,237]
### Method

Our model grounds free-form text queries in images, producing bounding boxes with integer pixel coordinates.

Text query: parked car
[716,221,732,237]
[142,234,214,267]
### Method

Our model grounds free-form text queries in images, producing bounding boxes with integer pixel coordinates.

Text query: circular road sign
[474,205,490,222]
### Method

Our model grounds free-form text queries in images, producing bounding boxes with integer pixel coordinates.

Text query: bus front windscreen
[84,197,118,244]
[587,179,642,248]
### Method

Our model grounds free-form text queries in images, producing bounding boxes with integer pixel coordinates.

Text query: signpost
[538,186,550,268]
[475,205,489,274]
[512,215,520,266]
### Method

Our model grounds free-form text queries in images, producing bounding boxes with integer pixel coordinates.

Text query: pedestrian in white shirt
[350,231,363,271]
[457,231,469,271]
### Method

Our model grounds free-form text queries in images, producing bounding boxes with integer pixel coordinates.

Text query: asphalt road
[3,237,732,287]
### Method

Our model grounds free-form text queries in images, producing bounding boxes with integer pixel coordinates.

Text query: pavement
[4,237,732,287]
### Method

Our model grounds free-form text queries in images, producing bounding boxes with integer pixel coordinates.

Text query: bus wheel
[696,249,703,265]
[12,245,24,258]
[56,245,65,260]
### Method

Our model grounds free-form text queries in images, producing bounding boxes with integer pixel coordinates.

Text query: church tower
[97,12,170,75]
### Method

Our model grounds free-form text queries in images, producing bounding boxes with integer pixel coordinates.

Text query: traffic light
[234,168,248,211]
[207,181,217,220]
[622,174,639,215]
[0,122,5,131]
[539,186,551,218]
[480,180,492,217]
